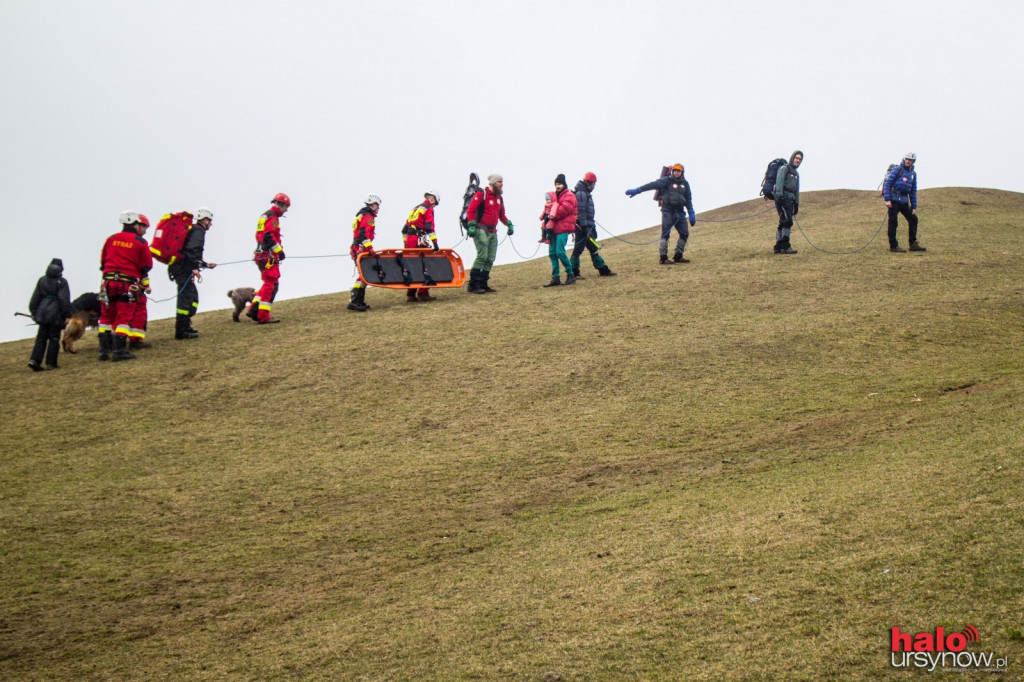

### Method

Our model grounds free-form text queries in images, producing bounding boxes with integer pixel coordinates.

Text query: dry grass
[1,188,1023,680]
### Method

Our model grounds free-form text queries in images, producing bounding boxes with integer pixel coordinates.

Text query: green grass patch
[1,189,1022,679]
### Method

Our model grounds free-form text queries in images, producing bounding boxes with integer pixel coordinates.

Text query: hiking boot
[573,272,585,280]
[111,336,136,362]
[129,339,152,349]
[779,247,798,254]
[98,331,112,361]
[542,277,561,287]
[245,305,259,321]
[480,272,497,293]
[673,253,690,263]
[28,359,43,372]
[347,302,368,312]
[564,274,578,285]
[909,241,927,252]
[598,266,617,276]
[660,256,674,265]
[890,246,907,253]
[45,365,58,370]
[407,290,418,303]
[416,293,434,302]
[175,329,199,339]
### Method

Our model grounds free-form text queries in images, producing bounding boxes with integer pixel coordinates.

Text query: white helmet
[195,207,214,222]
[425,190,440,205]
[119,210,139,225]
[365,194,382,206]
[904,151,917,161]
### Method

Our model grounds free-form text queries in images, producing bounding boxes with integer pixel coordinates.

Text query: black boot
[111,335,136,362]
[175,314,198,339]
[347,287,368,312]
[564,274,578,285]
[543,277,561,287]
[480,271,497,293]
[673,252,690,264]
[467,268,483,294]
[660,255,674,265]
[245,302,260,321]
[98,330,112,361]
[598,266,617,277]
[406,290,418,303]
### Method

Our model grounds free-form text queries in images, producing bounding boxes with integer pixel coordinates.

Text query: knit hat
[487,173,503,186]
[555,173,567,186]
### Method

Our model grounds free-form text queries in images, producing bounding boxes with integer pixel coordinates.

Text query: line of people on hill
[23,150,926,368]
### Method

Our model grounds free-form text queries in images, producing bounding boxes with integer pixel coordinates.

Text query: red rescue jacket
[466,188,508,230]
[100,227,153,282]
[255,206,285,263]
[351,206,377,259]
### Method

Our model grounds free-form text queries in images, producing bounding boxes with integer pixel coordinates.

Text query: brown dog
[62,311,99,354]
[228,287,256,322]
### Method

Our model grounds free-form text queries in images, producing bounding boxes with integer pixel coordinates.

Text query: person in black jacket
[28,258,74,371]
[168,207,217,339]
[625,163,697,264]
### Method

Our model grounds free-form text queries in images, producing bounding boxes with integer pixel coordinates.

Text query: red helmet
[272,192,291,208]
[137,214,150,228]
[583,171,597,183]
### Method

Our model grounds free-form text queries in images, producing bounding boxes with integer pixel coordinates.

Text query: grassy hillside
[1,188,1022,680]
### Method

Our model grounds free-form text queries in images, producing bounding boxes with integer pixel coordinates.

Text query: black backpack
[459,173,482,234]
[760,158,789,201]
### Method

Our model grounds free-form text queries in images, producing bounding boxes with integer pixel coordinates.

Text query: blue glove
[688,207,696,226]
[625,188,641,198]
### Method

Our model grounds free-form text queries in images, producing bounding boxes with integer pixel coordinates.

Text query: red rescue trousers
[254,261,280,322]
[98,281,138,338]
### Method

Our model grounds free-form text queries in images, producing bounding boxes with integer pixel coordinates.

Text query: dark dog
[228,287,256,322]
[62,293,101,354]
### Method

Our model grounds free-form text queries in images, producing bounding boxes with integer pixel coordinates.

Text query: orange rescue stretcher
[356,248,466,289]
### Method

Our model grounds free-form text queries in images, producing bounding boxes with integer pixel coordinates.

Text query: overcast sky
[2,0,1021,342]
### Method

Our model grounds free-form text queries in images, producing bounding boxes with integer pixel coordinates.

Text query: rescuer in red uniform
[348,194,381,312]
[401,190,440,302]
[98,211,154,362]
[246,193,290,324]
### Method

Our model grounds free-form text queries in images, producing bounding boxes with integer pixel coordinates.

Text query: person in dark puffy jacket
[625,163,696,264]
[570,172,616,279]
[28,258,74,371]
[883,152,926,253]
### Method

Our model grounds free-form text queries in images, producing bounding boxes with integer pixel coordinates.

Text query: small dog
[228,287,256,322]
[62,292,102,354]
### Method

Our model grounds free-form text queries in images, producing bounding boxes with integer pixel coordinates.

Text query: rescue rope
[148,276,195,304]
[503,234,545,260]
[793,214,888,255]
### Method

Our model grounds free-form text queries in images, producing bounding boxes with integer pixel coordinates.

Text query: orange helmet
[671,163,684,172]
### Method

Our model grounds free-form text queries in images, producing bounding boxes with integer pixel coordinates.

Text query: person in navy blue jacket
[883,152,926,253]
[626,163,696,264]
